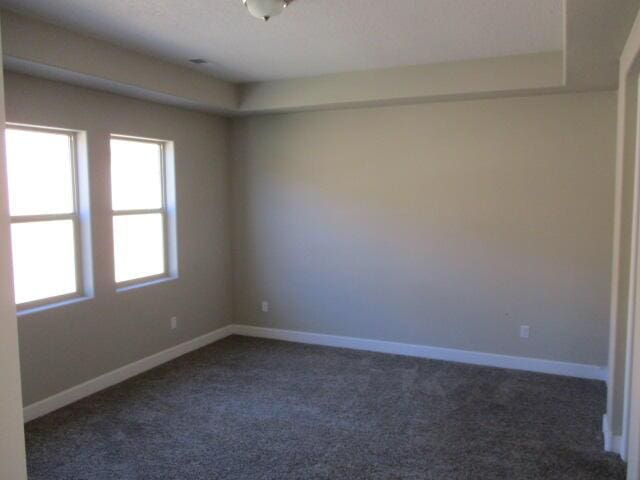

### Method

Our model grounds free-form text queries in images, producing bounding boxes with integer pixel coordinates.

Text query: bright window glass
[6,126,82,307]
[110,139,163,211]
[113,213,165,283]
[11,220,77,304]
[110,136,168,285]
[6,129,74,216]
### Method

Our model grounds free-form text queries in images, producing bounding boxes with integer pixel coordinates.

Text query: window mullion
[113,208,163,217]
[10,213,77,224]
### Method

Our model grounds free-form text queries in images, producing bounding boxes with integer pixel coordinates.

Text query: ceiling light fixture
[242,0,289,21]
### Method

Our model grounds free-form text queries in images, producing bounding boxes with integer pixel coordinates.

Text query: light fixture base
[242,0,289,21]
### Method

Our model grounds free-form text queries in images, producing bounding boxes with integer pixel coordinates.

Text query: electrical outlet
[261,301,269,313]
[520,325,530,339]
[170,317,178,330]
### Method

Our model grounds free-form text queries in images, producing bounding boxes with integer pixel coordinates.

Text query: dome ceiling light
[242,0,290,21]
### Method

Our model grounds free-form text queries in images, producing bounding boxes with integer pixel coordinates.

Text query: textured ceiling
[0,0,563,82]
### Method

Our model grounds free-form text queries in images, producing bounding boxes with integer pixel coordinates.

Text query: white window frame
[8,124,87,311]
[110,135,176,289]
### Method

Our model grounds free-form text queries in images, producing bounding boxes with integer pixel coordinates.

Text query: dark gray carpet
[26,335,625,479]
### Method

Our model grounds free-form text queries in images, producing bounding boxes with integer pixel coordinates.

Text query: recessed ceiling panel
[0,0,563,82]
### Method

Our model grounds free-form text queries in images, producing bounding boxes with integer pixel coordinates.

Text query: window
[110,136,174,286]
[6,126,87,307]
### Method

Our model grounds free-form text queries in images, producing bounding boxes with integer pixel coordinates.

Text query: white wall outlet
[520,325,530,339]
[170,317,178,330]
[261,301,269,313]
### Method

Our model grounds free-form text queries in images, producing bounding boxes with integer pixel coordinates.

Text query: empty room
[3,1,640,479]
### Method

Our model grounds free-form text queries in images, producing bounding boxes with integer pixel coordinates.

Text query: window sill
[17,295,93,317]
[116,276,178,293]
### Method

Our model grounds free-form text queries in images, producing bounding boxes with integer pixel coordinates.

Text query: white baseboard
[603,414,624,455]
[234,325,608,381]
[23,325,235,422]
[23,323,608,423]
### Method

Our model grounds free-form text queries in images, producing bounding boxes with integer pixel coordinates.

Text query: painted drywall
[1,11,238,113]
[564,0,640,89]
[608,4,640,467]
[231,91,616,367]
[622,9,640,471]
[2,3,637,116]
[0,20,27,480]
[605,3,640,448]
[4,72,233,406]
[608,78,636,440]
[3,7,564,116]
[239,52,564,114]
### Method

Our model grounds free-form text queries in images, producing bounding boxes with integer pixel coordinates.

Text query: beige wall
[239,52,563,114]
[3,71,618,418]
[231,92,616,366]
[0,24,27,480]
[5,73,233,406]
